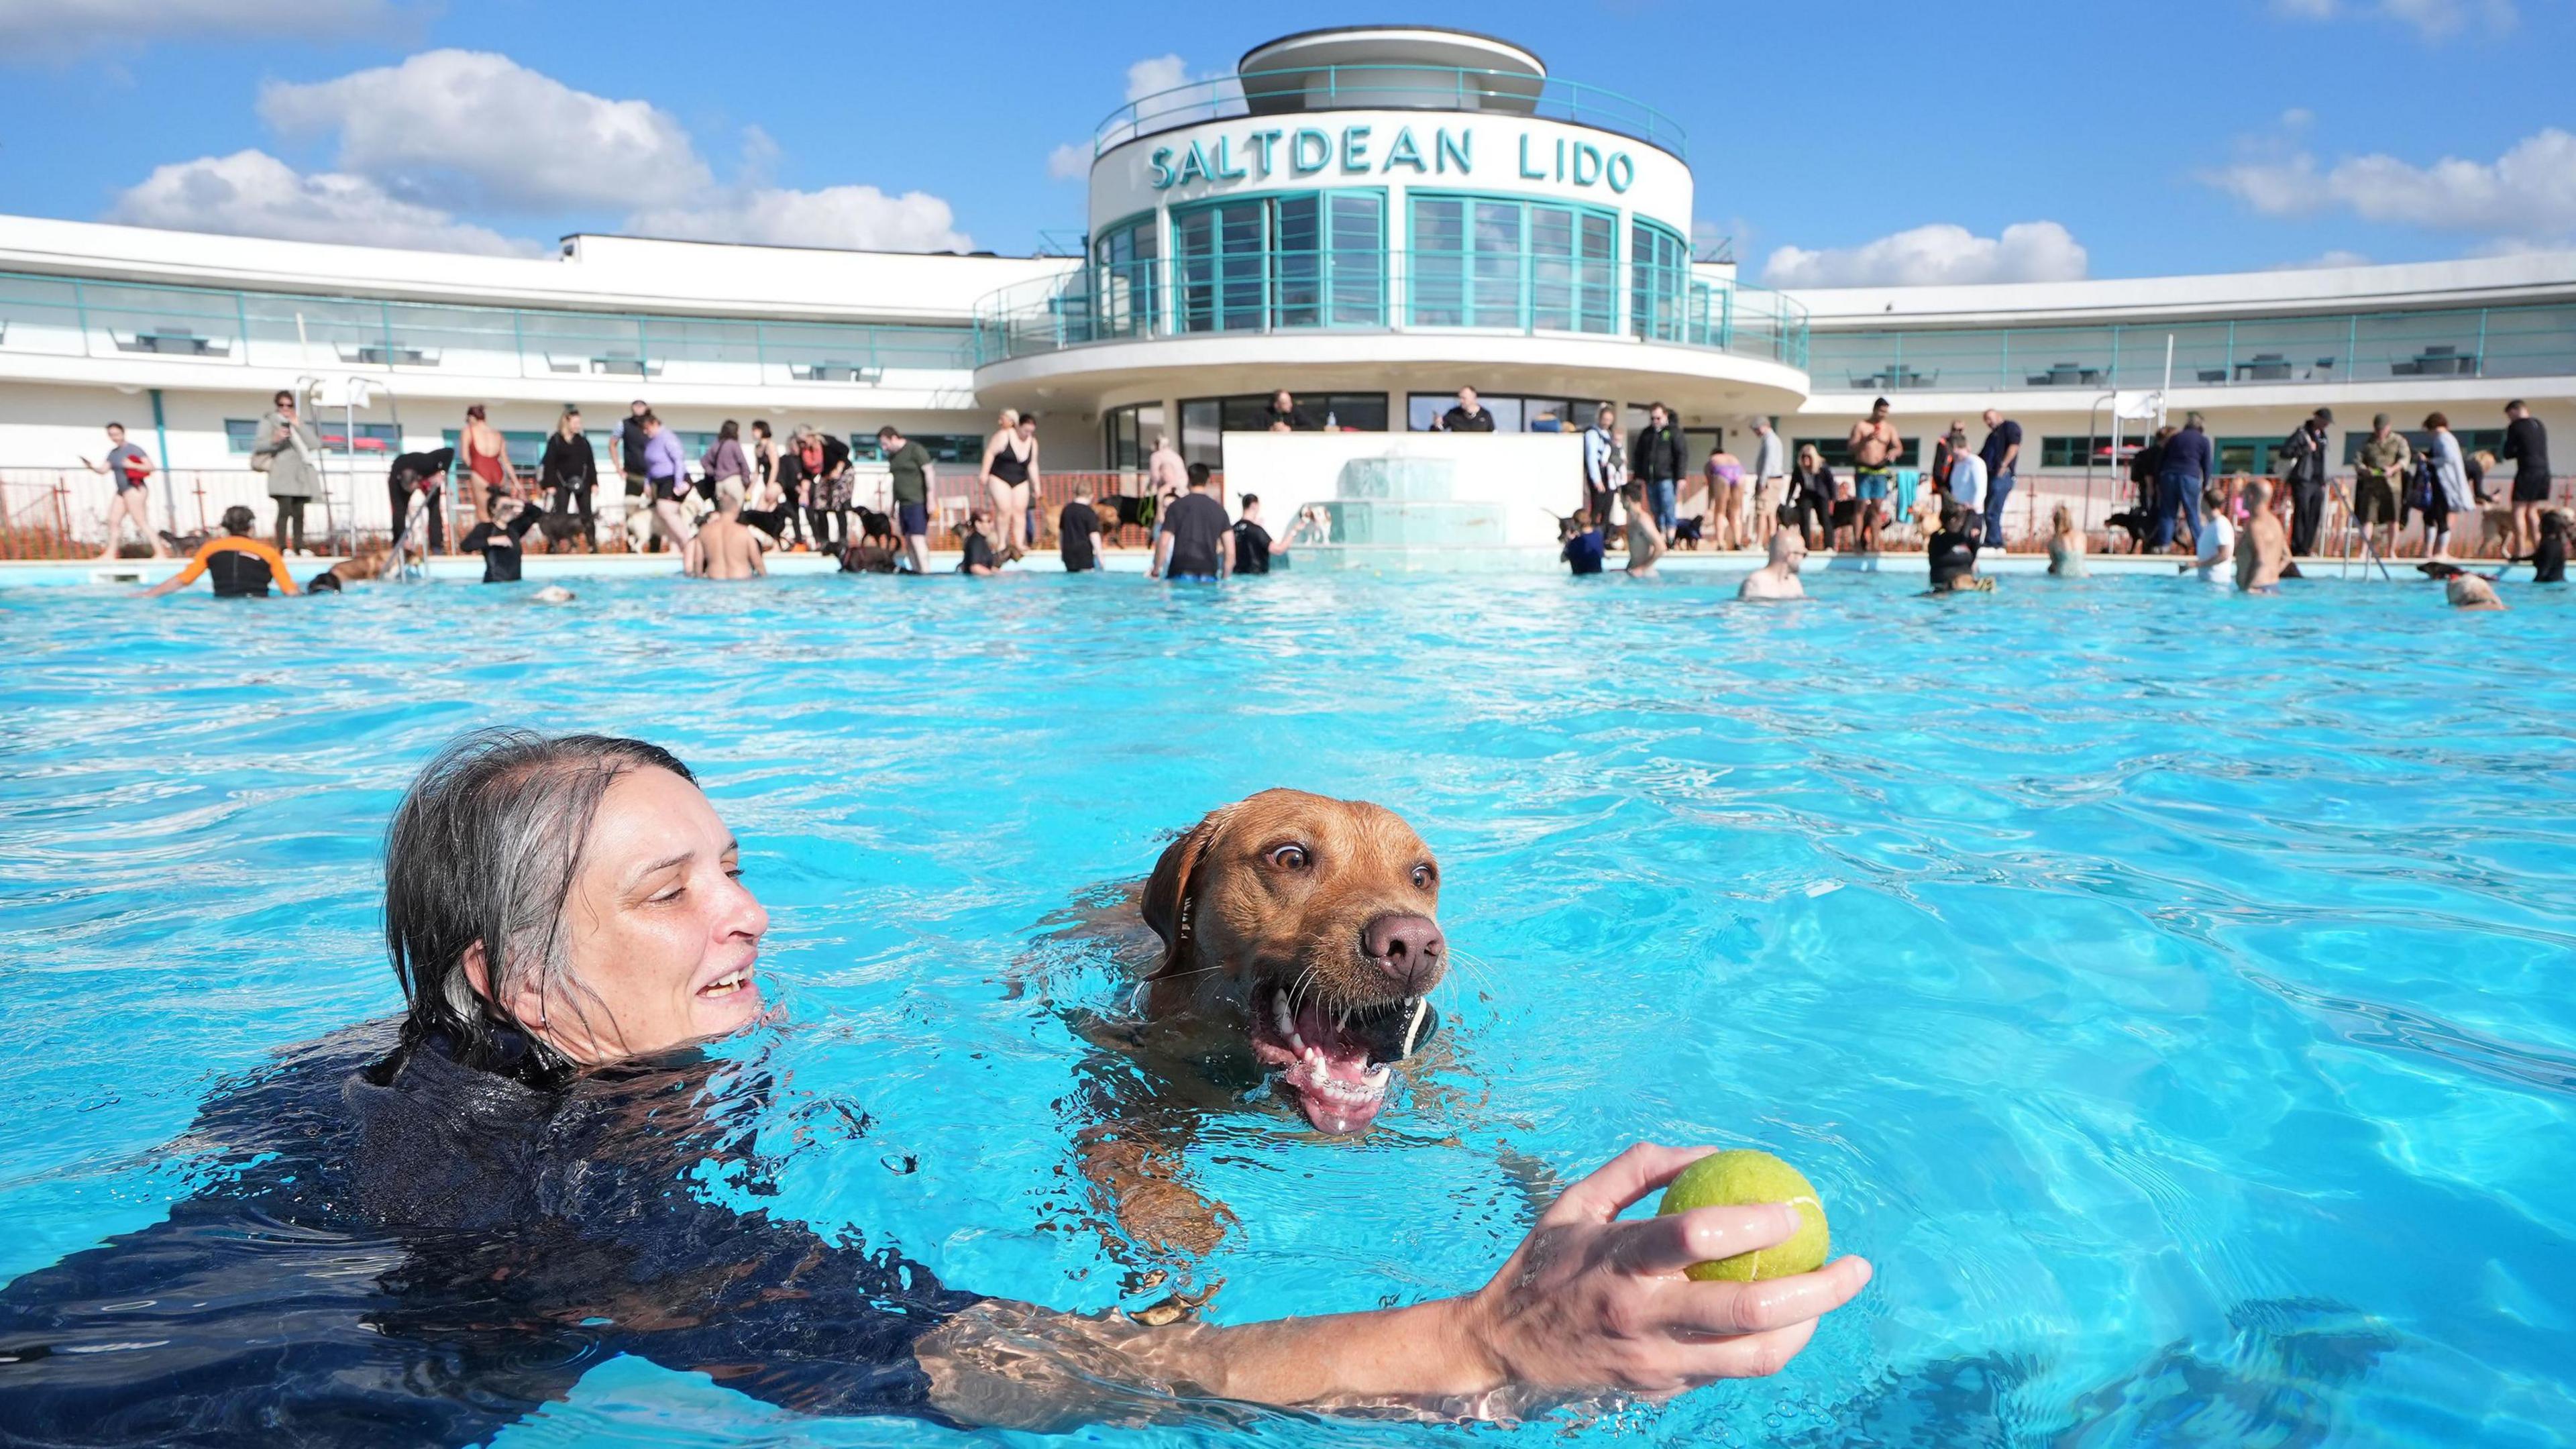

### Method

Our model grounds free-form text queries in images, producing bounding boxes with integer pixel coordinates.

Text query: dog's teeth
[1273,994,1295,1040]
[1288,1032,1305,1053]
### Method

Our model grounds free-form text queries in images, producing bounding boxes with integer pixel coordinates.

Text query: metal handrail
[1094,64,1688,158]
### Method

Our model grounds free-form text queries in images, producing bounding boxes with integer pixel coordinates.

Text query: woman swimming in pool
[0,731,1868,1443]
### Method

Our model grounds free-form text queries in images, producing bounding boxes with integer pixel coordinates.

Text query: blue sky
[3,0,2570,285]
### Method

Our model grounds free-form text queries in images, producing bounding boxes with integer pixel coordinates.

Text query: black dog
[854,506,898,549]
[2102,508,2153,552]
[1670,515,1705,547]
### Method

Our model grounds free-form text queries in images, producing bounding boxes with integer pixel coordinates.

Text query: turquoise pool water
[2,570,2571,1446]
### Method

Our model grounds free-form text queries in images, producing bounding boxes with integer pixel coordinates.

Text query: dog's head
[1141,788,1444,1134]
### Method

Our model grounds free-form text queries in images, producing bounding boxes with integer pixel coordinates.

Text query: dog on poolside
[1037,790,1452,1290]
[2102,508,2153,553]
[854,506,898,551]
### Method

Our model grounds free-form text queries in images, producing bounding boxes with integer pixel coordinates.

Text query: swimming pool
[2,570,2571,1446]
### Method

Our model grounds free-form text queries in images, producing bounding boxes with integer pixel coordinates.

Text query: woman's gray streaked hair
[382,729,694,1069]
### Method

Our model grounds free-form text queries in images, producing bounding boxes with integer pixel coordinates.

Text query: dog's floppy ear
[1140,806,1232,975]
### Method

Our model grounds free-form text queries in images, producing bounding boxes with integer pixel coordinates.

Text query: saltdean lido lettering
[1147,125,1635,195]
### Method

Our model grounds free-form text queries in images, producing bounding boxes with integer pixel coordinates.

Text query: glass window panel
[1408,198,1466,327]
[1471,201,1522,329]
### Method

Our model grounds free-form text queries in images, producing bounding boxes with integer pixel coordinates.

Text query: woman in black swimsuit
[981,410,1039,558]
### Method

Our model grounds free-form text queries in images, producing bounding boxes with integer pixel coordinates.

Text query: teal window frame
[1093,209,1161,339]
[1405,191,1619,334]
[1169,189,1387,333]
[1629,219,1688,341]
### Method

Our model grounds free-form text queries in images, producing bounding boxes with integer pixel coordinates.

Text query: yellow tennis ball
[1656,1149,1830,1281]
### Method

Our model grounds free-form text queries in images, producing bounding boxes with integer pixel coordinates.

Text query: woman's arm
[980,431,1004,485]
[920,1144,1868,1430]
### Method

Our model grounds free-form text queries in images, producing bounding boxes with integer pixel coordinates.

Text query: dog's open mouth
[1247,983,1440,1134]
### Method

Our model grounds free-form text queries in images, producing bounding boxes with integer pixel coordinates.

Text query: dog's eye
[1267,845,1309,871]
[1411,864,1436,890]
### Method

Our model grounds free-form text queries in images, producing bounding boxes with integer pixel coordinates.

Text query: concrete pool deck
[0,546,2445,589]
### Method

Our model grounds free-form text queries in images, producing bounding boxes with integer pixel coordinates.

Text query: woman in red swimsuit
[462,405,511,525]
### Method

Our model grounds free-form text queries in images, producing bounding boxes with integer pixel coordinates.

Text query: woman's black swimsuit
[989,438,1031,485]
[0,1024,979,1446]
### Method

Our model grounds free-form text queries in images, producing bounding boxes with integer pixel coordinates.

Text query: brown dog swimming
[1136,787,1446,1135]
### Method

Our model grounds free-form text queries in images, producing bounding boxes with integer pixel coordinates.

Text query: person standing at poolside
[143,504,298,598]
[2152,412,2214,553]
[1152,463,1230,582]
[1977,408,2021,549]
[611,399,651,507]
[1146,433,1188,527]
[2277,408,2333,557]
[981,409,1038,559]
[82,421,167,560]
[2351,413,2409,559]
[1847,398,1900,553]
[701,421,751,509]
[2500,400,2553,561]
[462,405,510,526]
[1059,484,1104,573]
[1581,403,1623,531]
[252,390,321,556]
[747,419,796,549]
[386,447,453,559]
[1788,443,1835,550]
[640,412,694,568]
[1438,386,1495,432]
[1944,425,1988,543]
[2237,479,2289,593]
[1630,403,1686,537]
[539,409,598,551]
[1750,417,1787,552]
[878,425,934,574]
[1702,446,1747,551]
[2422,412,2473,557]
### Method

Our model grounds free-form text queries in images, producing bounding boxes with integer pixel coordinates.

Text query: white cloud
[258,49,710,211]
[2268,249,2374,270]
[0,0,404,56]
[623,186,972,254]
[1125,54,1189,102]
[2205,127,2576,244]
[1047,143,1091,181]
[2272,0,2516,37]
[107,149,535,256]
[1762,221,2089,288]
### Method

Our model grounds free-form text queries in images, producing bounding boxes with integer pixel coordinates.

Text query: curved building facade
[0,23,2566,541]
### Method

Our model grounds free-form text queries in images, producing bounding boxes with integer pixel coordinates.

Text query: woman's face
[543,767,769,1062]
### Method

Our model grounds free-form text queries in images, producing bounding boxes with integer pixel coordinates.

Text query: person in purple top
[641,412,694,568]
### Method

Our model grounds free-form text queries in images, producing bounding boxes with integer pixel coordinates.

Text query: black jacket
[2279,425,2330,488]
[539,432,596,492]
[1631,423,1685,482]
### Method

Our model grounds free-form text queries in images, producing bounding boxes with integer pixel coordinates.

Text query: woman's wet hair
[383,729,693,1069]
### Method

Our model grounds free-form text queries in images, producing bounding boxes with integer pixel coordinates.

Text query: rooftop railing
[0,270,981,386]
[973,254,1807,369]
[1093,65,1688,159]
[1809,302,2576,393]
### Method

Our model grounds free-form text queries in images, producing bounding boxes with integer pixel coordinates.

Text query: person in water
[2510,508,2567,584]
[456,496,546,584]
[2045,504,2088,578]
[142,504,299,598]
[0,732,1868,1444]
[1737,529,1808,600]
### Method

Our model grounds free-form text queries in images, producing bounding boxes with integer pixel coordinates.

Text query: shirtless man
[694,479,767,580]
[1737,529,1807,600]
[1146,434,1189,518]
[2235,478,2288,594]
[1845,398,1902,554]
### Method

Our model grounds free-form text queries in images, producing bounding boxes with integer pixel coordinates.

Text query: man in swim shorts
[144,504,299,598]
[1847,398,1900,553]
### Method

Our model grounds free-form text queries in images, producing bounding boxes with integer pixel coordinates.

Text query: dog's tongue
[1279,998,1389,1134]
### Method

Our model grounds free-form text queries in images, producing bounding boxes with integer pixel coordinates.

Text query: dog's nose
[1361,913,1446,993]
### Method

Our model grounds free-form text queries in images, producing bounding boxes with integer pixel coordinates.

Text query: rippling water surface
[3,569,2572,1447]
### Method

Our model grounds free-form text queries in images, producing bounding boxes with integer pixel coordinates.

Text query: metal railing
[1810,302,2576,394]
[1095,64,1688,158]
[0,269,981,386]
[972,254,1808,369]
